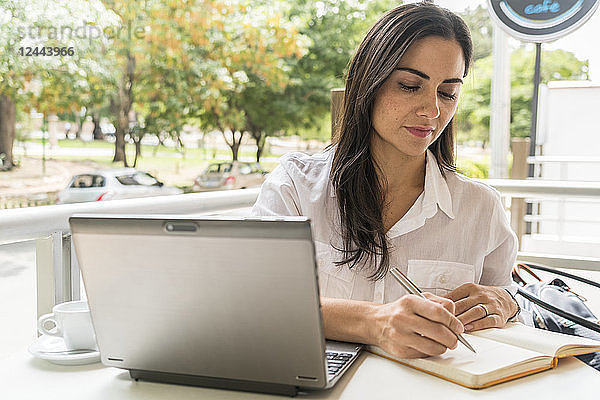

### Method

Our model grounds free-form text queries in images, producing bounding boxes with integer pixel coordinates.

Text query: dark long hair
[330,2,473,281]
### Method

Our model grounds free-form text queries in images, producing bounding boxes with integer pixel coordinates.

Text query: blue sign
[488,0,599,42]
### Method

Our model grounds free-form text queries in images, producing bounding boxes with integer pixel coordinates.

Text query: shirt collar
[328,149,455,220]
[424,149,455,220]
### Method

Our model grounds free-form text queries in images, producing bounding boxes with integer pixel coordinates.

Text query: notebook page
[470,323,600,357]
[370,334,547,379]
[414,334,546,376]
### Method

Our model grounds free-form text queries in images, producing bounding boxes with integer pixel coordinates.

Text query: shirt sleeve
[479,192,518,288]
[251,164,302,217]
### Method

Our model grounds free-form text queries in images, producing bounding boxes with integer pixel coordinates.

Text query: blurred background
[1,0,594,207]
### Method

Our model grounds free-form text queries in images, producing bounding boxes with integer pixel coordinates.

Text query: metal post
[35,232,76,318]
[528,43,542,177]
[70,238,81,302]
[526,43,542,234]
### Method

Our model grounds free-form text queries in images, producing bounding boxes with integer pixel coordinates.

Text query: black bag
[512,262,600,371]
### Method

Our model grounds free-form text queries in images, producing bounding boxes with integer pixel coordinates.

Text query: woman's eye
[438,91,457,100]
[399,82,419,92]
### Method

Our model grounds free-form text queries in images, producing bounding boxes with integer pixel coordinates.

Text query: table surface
[2,349,599,400]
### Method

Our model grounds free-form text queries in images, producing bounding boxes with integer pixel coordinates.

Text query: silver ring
[479,304,489,317]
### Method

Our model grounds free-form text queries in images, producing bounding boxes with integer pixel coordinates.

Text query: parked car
[192,161,267,191]
[56,168,183,204]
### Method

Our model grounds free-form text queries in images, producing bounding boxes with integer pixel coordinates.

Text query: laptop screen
[70,215,328,388]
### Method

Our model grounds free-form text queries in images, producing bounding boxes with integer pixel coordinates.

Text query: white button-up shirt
[251,148,518,305]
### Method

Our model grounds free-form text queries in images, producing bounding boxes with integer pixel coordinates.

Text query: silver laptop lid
[70,215,328,389]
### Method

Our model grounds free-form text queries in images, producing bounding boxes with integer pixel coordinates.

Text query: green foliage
[456,157,489,178]
[509,47,587,138]
[455,55,493,146]
[459,5,492,61]
[455,6,588,146]
[281,0,397,137]
[234,0,398,157]
[0,0,118,102]
[6,0,589,165]
[455,46,588,145]
[0,0,119,168]
[1,0,403,159]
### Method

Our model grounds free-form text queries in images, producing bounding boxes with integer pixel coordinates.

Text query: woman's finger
[423,292,455,314]
[456,303,490,326]
[406,295,464,335]
[406,314,459,350]
[407,333,452,357]
[445,283,479,302]
[453,296,483,316]
[464,314,504,332]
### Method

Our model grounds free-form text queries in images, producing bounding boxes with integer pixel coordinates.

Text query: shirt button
[439,274,448,284]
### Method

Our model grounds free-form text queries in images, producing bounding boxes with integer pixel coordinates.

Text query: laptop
[69,214,363,396]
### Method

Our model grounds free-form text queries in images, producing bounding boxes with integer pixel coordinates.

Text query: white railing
[2,180,600,319]
[0,189,260,245]
[476,178,600,198]
[0,189,260,320]
[524,157,600,239]
[527,156,600,181]
[474,178,600,271]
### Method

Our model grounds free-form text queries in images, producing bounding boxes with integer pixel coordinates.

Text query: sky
[405,0,600,80]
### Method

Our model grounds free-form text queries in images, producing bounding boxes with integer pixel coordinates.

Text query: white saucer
[28,335,101,366]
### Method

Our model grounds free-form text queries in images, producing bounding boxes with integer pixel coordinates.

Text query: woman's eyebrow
[396,67,463,84]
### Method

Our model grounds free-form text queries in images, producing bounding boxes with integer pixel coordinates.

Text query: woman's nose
[417,92,440,119]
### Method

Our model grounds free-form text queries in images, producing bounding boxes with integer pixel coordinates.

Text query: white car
[56,168,183,204]
[192,161,267,191]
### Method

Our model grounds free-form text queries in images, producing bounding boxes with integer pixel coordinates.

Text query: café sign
[487,0,600,42]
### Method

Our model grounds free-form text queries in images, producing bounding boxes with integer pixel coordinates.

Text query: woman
[252,2,520,359]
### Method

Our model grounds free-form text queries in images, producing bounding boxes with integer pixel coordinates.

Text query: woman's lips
[405,126,434,138]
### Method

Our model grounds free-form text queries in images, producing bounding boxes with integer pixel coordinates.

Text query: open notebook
[369,322,600,389]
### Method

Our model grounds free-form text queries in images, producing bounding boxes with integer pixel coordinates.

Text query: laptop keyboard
[326,351,354,378]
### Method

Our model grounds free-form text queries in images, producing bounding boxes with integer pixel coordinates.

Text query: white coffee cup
[37,300,98,351]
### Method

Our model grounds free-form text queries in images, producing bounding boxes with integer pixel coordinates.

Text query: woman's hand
[445,284,519,332]
[371,293,464,359]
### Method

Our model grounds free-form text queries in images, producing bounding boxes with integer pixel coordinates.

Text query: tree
[192,0,308,161]
[455,46,588,146]
[100,0,309,164]
[134,0,222,165]
[0,95,16,170]
[99,0,149,166]
[509,47,587,138]
[281,0,397,140]
[455,55,493,146]
[0,0,117,170]
[459,5,493,61]
[455,6,587,146]
[240,74,289,161]
[29,56,116,139]
[239,0,398,162]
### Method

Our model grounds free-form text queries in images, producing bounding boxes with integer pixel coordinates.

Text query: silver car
[56,168,183,204]
[192,161,267,191]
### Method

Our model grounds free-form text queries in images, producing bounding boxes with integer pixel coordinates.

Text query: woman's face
[371,36,465,159]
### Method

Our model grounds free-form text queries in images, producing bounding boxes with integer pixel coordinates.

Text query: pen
[389,268,476,354]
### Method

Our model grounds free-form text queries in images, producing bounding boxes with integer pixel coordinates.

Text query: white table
[2,350,599,400]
